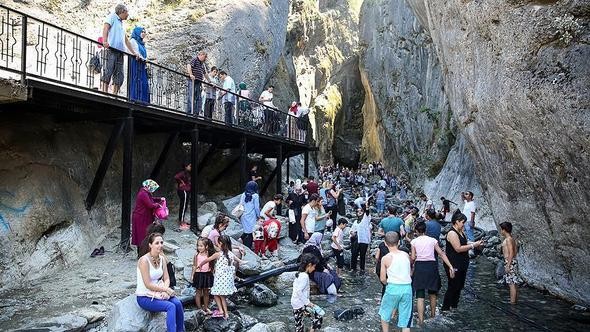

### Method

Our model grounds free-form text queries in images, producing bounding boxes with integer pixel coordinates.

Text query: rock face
[361,0,590,303]
[359,0,453,180]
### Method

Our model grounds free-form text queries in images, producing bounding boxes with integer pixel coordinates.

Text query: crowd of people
[97,4,309,141]
[127,153,522,330]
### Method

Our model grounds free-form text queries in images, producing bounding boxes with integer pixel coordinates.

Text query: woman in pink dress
[131,179,162,246]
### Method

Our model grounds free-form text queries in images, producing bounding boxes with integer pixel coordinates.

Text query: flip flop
[211,310,224,318]
[90,248,100,257]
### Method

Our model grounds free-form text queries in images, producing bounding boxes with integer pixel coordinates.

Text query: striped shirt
[189,57,206,81]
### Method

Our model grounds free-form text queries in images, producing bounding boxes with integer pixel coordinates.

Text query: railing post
[20,15,27,84]
[126,52,131,99]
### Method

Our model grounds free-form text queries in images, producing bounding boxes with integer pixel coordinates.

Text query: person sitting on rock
[136,233,184,332]
[299,232,341,296]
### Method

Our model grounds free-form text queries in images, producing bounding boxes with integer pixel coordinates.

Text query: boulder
[197,212,214,231]
[237,313,258,330]
[222,194,242,215]
[73,305,107,324]
[248,283,278,307]
[247,323,271,332]
[199,202,218,216]
[268,271,297,291]
[179,287,196,306]
[108,295,150,332]
[184,310,205,331]
[146,313,167,332]
[267,322,288,332]
[17,314,88,332]
[225,219,244,239]
[202,312,243,332]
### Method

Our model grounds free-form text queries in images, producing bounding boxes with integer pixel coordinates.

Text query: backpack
[89,52,102,74]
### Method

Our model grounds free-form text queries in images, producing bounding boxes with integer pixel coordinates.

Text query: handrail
[0,4,310,143]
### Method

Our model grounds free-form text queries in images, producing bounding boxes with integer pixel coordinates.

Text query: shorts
[379,283,413,328]
[101,49,124,86]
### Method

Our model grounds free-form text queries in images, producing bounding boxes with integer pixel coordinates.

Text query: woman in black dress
[441,211,483,311]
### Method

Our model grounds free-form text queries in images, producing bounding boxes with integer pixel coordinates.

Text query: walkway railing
[0,5,310,143]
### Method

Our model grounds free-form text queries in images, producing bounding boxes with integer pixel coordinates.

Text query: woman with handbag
[238,181,260,250]
[131,179,163,246]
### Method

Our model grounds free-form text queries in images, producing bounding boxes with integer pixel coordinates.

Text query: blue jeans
[464,221,474,242]
[376,200,385,214]
[186,80,202,116]
[137,296,184,332]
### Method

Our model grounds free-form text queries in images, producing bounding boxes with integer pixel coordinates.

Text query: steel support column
[120,114,133,251]
[276,145,283,196]
[304,150,309,178]
[240,136,247,190]
[149,131,179,181]
[85,119,125,211]
[190,127,199,234]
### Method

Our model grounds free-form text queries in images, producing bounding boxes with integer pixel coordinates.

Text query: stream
[240,256,589,331]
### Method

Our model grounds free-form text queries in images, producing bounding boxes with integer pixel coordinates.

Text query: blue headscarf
[244,181,258,203]
[130,26,147,59]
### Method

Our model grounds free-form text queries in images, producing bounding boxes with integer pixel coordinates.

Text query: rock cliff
[404,0,589,304]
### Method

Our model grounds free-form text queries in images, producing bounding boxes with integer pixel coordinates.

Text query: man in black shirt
[249,165,262,182]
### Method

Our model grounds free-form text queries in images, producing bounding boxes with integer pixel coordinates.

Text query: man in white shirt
[261,194,283,221]
[259,86,275,107]
[462,191,477,243]
[419,193,434,217]
[300,193,320,239]
[218,70,236,125]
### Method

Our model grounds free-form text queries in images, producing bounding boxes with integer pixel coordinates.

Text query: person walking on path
[131,179,162,246]
[378,231,412,332]
[351,202,372,274]
[174,163,191,230]
[186,50,210,116]
[239,181,261,249]
[136,233,184,332]
[500,221,523,304]
[441,210,483,311]
[128,26,149,103]
[461,191,477,245]
[411,222,455,325]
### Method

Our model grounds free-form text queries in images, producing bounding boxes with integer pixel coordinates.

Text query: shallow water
[240,256,589,331]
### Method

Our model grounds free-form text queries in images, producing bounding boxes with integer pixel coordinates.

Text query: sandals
[211,310,224,318]
[90,246,105,257]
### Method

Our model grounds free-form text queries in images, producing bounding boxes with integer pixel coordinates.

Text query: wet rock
[246,322,271,332]
[237,313,258,330]
[17,314,88,332]
[184,310,205,331]
[267,322,288,332]
[487,230,499,237]
[333,306,365,321]
[248,283,278,307]
[146,313,167,332]
[179,287,196,306]
[277,240,301,264]
[486,236,501,247]
[202,312,243,332]
[108,295,150,332]
[268,271,297,291]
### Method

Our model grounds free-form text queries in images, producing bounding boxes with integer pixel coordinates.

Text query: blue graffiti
[0,191,31,233]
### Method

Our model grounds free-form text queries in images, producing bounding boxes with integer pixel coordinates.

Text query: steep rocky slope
[404,0,590,304]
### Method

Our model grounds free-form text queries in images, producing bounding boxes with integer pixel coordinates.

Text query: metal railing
[0,4,310,143]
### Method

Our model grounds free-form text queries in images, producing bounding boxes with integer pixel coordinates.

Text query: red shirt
[307,181,319,195]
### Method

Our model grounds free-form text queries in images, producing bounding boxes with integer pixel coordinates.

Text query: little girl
[253,217,266,257]
[292,253,323,332]
[192,237,215,314]
[197,235,246,319]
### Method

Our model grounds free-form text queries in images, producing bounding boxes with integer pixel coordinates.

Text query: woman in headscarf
[131,179,162,246]
[239,181,260,249]
[129,26,150,103]
[299,232,342,295]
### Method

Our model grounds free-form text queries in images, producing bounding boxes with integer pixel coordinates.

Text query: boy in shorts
[379,231,412,332]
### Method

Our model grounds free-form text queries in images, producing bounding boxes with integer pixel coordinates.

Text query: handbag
[288,209,296,224]
[154,198,169,220]
[231,202,245,218]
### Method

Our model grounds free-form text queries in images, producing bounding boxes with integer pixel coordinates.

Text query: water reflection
[240,257,589,331]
